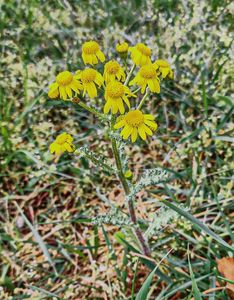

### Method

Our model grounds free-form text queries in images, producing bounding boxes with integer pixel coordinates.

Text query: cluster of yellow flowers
[48,41,173,154]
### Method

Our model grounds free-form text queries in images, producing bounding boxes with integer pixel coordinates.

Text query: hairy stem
[124,64,136,86]
[137,88,150,110]
[72,98,105,120]
[111,138,151,257]
[73,97,150,256]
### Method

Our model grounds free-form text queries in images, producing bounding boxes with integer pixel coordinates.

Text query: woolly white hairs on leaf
[127,168,169,202]
[92,207,133,227]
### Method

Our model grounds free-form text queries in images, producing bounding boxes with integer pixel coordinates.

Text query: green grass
[0,0,233,299]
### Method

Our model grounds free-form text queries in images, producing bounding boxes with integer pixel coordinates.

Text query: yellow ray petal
[104,100,112,114]
[97,50,105,62]
[59,86,67,100]
[114,119,126,129]
[131,128,138,143]
[144,119,158,130]
[144,114,155,120]
[138,125,146,140]
[142,124,153,136]
[66,86,72,98]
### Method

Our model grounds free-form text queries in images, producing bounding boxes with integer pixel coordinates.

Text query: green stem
[111,138,151,257]
[137,89,149,110]
[111,138,130,193]
[72,98,104,119]
[132,87,141,94]
[77,149,114,174]
[124,64,136,86]
[78,101,102,118]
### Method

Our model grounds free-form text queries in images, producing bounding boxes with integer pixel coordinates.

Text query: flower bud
[124,170,133,180]
[116,42,129,59]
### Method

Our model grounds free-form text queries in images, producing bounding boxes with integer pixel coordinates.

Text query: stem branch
[137,88,149,110]
[111,138,151,257]
[124,64,136,86]
[76,100,103,119]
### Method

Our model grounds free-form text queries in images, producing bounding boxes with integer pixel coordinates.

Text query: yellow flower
[129,43,151,66]
[116,42,129,53]
[116,42,129,58]
[103,60,125,83]
[49,132,75,155]
[82,41,105,65]
[129,64,160,94]
[114,110,158,142]
[104,81,135,115]
[48,71,82,100]
[75,68,104,98]
[153,60,173,79]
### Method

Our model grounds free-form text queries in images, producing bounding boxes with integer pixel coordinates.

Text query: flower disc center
[56,71,73,86]
[136,43,151,56]
[106,61,120,74]
[82,41,99,54]
[81,69,96,83]
[125,110,144,127]
[106,81,124,98]
[140,65,156,79]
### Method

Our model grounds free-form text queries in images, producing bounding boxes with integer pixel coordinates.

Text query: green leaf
[161,199,234,253]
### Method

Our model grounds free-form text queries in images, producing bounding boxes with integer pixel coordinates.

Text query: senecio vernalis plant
[48,41,173,257]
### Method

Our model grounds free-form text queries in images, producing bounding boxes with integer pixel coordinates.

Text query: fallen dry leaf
[217,257,234,299]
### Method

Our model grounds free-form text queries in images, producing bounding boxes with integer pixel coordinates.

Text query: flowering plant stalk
[48,40,173,257]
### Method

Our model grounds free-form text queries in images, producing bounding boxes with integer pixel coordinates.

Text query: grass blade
[159,274,210,299]
[131,259,139,300]
[136,249,172,300]
[188,249,203,300]
[14,202,58,276]
[218,276,234,285]
[201,71,208,118]
[29,285,64,299]
[161,199,234,253]
[114,231,172,283]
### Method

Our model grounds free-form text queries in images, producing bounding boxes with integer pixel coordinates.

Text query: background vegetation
[0,0,233,299]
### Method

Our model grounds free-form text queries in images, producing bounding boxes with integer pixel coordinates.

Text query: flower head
[75,68,104,98]
[116,42,129,53]
[130,64,160,94]
[114,110,158,142]
[153,60,173,79]
[82,41,105,65]
[104,81,135,115]
[116,42,129,59]
[103,60,125,83]
[129,43,151,66]
[48,71,82,100]
[49,132,75,155]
